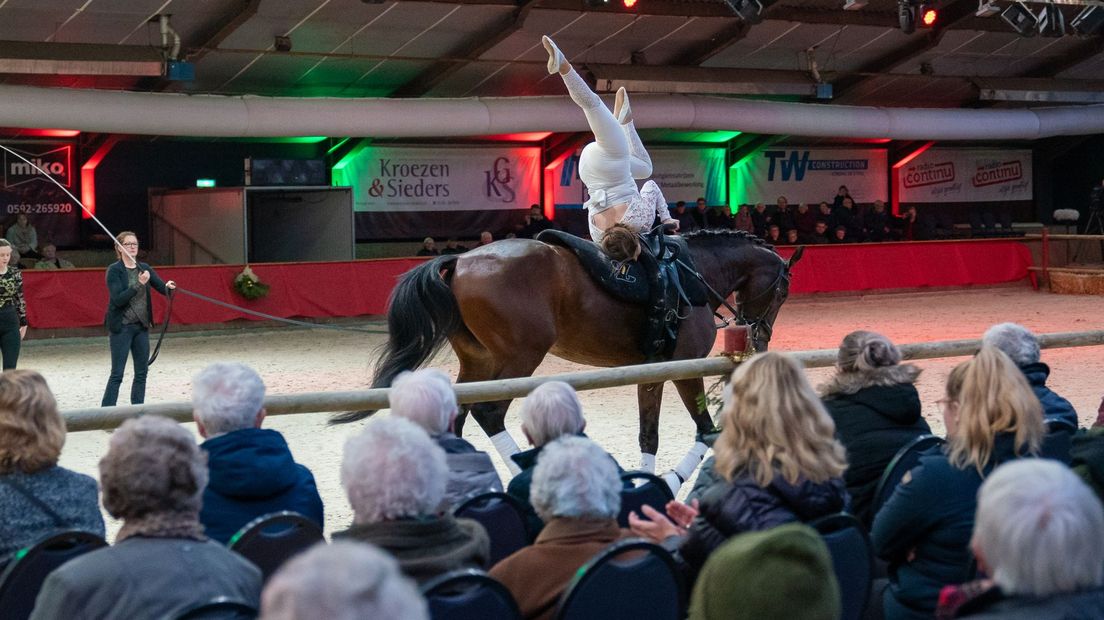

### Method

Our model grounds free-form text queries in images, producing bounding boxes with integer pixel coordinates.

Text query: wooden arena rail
[60,329,1104,432]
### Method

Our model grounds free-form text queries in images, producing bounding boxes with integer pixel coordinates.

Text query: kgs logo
[4,145,72,189]
[485,157,516,203]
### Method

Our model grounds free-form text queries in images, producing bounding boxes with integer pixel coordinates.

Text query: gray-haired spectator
[30,416,261,620]
[0,370,103,561]
[334,416,489,583]
[491,436,631,620]
[390,369,501,508]
[950,460,1104,618]
[507,381,624,539]
[260,541,428,620]
[982,323,1078,430]
[33,244,74,269]
[193,362,323,543]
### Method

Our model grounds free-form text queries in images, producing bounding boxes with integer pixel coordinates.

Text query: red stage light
[624,0,637,7]
[921,7,938,26]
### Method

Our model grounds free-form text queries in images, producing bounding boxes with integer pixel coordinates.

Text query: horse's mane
[682,228,775,251]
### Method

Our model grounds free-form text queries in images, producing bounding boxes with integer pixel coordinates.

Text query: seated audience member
[518,204,557,238]
[335,416,489,583]
[732,204,753,232]
[6,214,40,259]
[751,203,771,237]
[477,231,493,246]
[774,196,796,232]
[765,224,783,244]
[441,238,468,254]
[192,362,323,543]
[794,202,817,236]
[389,368,501,507]
[509,381,623,537]
[260,541,428,620]
[689,523,840,620]
[783,229,800,245]
[0,370,104,560]
[865,200,893,242]
[631,352,848,579]
[707,206,734,229]
[33,244,74,269]
[491,436,633,620]
[982,322,1078,430]
[810,220,831,244]
[1071,396,1104,501]
[691,197,710,230]
[872,346,1045,620]
[817,201,834,226]
[30,416,262,620]
[416,237,439,256]
[820,331,931,527]
[674,201,697,233]
[946,460,1104,619]
[830,225,849,243]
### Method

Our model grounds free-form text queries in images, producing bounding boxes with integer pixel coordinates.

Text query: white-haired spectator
[508,381,624,539]
[491,436,630,620]
[982,323,1078,430]
[389,369,501,508]
[260,541,428,620]
[30,416,261,620]
[945,460,1104,618]
[334,416,489,583]
[192,362,323,543]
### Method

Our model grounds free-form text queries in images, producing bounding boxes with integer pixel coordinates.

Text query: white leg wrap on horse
[662,471,683,496]
[673,441,709,482]
[491,431,523,475]
[640,453,656,474]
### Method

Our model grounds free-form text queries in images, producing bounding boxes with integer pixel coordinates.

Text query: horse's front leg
[636,382,664,473]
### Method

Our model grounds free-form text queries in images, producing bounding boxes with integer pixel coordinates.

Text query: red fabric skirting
[22,241,1032,329]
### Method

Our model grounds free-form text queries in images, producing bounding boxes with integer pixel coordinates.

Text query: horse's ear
[787,245,805,269]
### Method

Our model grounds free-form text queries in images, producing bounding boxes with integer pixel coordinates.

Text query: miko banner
[551,147,726,208]
[731,148,888,205]
[334,146,540,212]
[0,142,80,247]
[897,148,1032,203]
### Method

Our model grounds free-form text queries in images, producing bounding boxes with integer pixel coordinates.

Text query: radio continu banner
[334,146,540,212]
[1,142,80,247]
[897,148,1032,203]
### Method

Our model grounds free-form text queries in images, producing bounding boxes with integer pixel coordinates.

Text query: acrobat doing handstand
[542,36,679,245]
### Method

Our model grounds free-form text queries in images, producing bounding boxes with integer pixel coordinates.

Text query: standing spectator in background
[192,362,324,544]
[864,200,893,242]
[416,237,439,256]
[794,203,818,237]
[441,238,468,255]
[750,203,771,237]
[6,214,40,259]
[477,231,493,246]
[0,370,104,561]
[673,201,697,233]
[832,185,851,211]
[0,240,26,369]
[691,197,710,230]
[775,196,796,232]
[518,204,558,239]
[833,196,861,240]
[34,244,74,269]
[732,205,753,232]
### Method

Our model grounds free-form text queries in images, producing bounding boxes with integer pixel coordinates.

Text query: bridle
[733,262,791,347]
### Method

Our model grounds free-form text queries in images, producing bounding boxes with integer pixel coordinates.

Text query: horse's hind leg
[637,382,664,473]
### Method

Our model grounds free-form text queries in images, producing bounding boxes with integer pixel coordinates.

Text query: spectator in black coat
[517,205,558,239]
[690,197,710,230]
[832,185,851,211]
[673,201,698,233]
[833,196,862,239]
[750,203,772,237]
[416,237,439,256]
[820,331,930,527]
[629,352,849,580]
[809,220,831,244]
[774,196,796,232]
[865,200,893,242]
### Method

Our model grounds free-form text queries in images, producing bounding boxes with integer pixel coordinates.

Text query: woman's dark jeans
[0,307,20,370]
[101,323,149,406]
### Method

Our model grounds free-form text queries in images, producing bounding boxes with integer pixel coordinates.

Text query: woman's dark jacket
[821,364,931,527]
[104,260,168,333]
[871,432,1034,620]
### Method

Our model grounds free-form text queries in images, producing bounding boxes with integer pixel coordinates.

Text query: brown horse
[334,230,801,463]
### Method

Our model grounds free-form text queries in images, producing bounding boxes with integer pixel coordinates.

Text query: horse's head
[733,242,802,352]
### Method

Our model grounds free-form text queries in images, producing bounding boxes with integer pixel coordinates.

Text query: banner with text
[732,148,888,205]
[0,142,81,247]
[897,148,1032,203]
[334,146,540,212]
[552,147,726,208]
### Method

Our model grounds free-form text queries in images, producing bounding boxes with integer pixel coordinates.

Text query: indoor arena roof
[0,0,1101,110]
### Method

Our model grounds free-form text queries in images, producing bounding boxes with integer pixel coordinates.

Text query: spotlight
[919,3,938,27]
[725,0,765,24]
[899,0,917,34]
[1072,6,1104,35]
[1038,2,1065,37]
[1001,2,1039,37]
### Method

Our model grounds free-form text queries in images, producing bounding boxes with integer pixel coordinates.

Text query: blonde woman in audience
[871,346,1046,620]
[629,352,849,578]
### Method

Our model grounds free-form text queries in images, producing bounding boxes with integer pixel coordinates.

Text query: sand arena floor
[30,285,1104,540]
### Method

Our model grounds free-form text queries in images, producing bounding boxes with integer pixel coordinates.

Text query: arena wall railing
[61,329,1104,432]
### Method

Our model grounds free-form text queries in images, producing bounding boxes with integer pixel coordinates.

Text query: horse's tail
[330,255,463,424]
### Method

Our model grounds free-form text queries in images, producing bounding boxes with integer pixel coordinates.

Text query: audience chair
[421,568,521,620]
[555,539,683,620]
[0,530,107,620]
[228,511,324,583]
[617,471,675,528]
[453,492,530,565]
[170,596,258,620]
[811,513,874,620]
[871,434,945,517]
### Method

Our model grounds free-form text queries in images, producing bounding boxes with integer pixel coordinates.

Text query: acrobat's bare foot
[614,87,633,124]
[542,35,570,75]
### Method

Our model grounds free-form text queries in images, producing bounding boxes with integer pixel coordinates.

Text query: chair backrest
[171,596,258,620]
[453,492,530,566]
[228,511,324,582]
[617,472,674,528]
[872,434,945,516]
[0,530,108,620]
[555,539,682,620]
[421,568,521,620]
[811,513,874,620]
